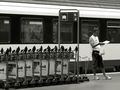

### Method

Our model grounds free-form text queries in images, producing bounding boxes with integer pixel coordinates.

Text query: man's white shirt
[89,35,101,51]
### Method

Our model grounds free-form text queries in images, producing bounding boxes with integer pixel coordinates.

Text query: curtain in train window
[107,20,120,43]
[53,20,58,43]
[21,19,43,43]
[81,20,99,43]
[0,18,10,43]
[60,22,73,43]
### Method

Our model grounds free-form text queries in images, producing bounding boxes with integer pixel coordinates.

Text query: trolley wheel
[79,77,84,82]
[14,82,20,89]
[38,78,43,86]
[72,76,77,83]
[22,80,29,88]
[30,79,36,87]
[0,80,4,88]
[45,78,51,86]
[59,77,65,84]
[52,77,58,85]
[4,82,10,89]
[83,76,89,81]
[66,76,71,83]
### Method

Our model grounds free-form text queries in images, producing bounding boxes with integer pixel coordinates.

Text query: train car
[0,1,120,74]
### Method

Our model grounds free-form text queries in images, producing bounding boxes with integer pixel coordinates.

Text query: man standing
[89,29,111,80]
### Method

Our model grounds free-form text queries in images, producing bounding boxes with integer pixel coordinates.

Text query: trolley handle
[0,68,4,71]
[41,65,46,68]
[26,66,31,69]
[18,67,23,69]
[63,64,67,67]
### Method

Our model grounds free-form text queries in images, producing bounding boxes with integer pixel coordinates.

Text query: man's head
[93,28,99,36]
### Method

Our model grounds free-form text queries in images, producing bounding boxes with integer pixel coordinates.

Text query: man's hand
[99,42,105,45]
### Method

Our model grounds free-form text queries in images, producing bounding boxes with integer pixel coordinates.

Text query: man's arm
[92,42,105,48]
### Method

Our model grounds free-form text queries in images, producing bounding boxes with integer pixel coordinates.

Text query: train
[0,1,120,74]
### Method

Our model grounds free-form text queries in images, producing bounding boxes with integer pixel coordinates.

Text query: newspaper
[103,40,110,44]
[100,40,110,55]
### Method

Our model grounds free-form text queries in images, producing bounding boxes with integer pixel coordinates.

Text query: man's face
[94,30,99,36]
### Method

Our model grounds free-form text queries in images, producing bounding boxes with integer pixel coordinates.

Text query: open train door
[58,9,80,83]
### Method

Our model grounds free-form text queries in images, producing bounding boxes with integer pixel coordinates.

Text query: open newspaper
[100,40,110,55]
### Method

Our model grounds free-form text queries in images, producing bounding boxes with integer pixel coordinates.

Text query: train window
[81,19,99,43]
[21,18,43,43]
[52,20,73,43]
[60,22,73,43]
[0,17,10,43]
[107,20,120,43]
[53,20,58,43]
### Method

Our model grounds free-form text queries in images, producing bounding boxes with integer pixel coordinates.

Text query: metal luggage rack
[0,45,89,89]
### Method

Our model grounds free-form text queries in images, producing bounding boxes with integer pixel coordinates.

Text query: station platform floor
[8,72,120,90]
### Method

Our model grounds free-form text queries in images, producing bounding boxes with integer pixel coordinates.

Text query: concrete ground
[4,72,120,90]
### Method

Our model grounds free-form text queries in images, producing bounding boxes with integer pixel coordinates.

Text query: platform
[6,72,120,90]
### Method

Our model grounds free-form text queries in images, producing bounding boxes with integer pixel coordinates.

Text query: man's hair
[93,27,99,33]
[93,29,98,32]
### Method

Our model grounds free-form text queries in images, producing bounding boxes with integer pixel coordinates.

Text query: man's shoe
[104,76,112,80]
[93,76,100,80]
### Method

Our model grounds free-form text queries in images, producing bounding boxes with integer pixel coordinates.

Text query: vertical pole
[77,10,79,83]
[58,10,61,49]
[16,54,18,80]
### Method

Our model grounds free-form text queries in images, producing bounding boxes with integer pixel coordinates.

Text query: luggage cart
[14,47,25,88]
[71,58,78,83]
[41,48,50,85]
[49,46,60,85]
[37,46,44,86]
[0,48,18,89]
[79,56,90,81]
[29,46,40,87]
[49,47,58,85]
[71,46,81,83]
[61,47,78,84]
[74,46,89,82]
[6,48,19,89]
[45,46,61,85]
[55,48,63,84]
[32,50,42,87]
[64,47,75,84]
[62,48,70,83]
[56,46,76,84]
[22,46,35,87]
[0,48,9,89]
[56,46,68,84]
[0,47,27,89]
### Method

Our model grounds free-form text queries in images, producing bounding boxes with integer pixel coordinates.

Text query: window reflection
[107,21,120,43]
[60,22,73,43]
[21,18,43,43]
[52,20,73,43]
[81,20,99,43]
[0,17,10,43]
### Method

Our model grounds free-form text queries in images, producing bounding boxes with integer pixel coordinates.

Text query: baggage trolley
[22,46,32,87]
[79,56,89,81]
[14,47,26,88]
[0,48,9,89]
[64,47,75,84]
[55,46,67,84]
[49,46,59,85]
[29,46,40,87]
[0,48,19,89]
[41,47,50,85]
